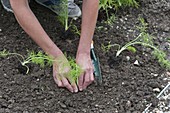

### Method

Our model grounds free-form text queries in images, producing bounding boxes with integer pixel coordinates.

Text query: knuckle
[57,83,63,87]
[91,78,94,82]
[85,80,90,84]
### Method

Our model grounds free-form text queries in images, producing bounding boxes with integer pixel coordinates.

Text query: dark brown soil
[0,0,170,113]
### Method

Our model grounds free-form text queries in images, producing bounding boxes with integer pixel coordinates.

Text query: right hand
[52,54,78,93]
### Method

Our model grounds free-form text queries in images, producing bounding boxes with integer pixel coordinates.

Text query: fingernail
[79,88,83,91]
[74,89,78,93]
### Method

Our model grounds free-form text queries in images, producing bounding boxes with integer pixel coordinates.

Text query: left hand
[76,53,94,91]
[53,53,78,93]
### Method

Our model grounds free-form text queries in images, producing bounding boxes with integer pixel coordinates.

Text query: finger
[83,70,90,90]
[53,65,63,87]
[90,69,94,82]
[87,69,94,86]
[66,76,78,93]
[71,82,78,93]
[78,72,85,91]
[61,77,74,93]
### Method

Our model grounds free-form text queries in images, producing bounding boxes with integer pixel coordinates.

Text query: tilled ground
[0,0,170,113]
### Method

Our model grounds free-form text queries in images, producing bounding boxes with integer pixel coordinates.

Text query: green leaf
[0,49,9,57]
[127,46,137,53]
[67,57,82,84]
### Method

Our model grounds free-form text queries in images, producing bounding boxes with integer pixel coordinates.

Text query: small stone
[0,91,2,98]
[8,99,15,103]
[154,74,158,77]
[82,98,88,104]
[166,72,170,76]
[82,109,87,112]
[163,78,168,81]
[99,109,102,112]
[73,17,78,20]
[120,18,123,22]
[23,111,29,113]
[126,101,131,107]
[95,104,99,107]
[108,88,112,91]
[165,27,170,32]
[8,104,13,108]
[66,39,72,44]
[31,84,38,89]
[123,26,127,30]
[4,109,10,112]
[134,60,140,66]
[0,109,5,113]
[153,88,160,92]
[126,56,130,61]
[116,26,119,29]
[153,108,163,113]
[151,73,159,77]
[0,29,2,32]
[128,29,133,32]
[59,102,67,108]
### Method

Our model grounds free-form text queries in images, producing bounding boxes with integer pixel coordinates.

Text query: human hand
[53,54,78,93]
[76,53,94,91]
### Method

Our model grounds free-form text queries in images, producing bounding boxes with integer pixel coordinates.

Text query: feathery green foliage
[117,18,170,69]
[67,57,82,84]
[57,0,69,31]
[102,17,170,69]
[100,0,139,10]
[0,50,82,84]
[27,51,53,67]
[99,0,139,21]
[0,50,54,74]
[0,49,9,57]
[57,0,80,35]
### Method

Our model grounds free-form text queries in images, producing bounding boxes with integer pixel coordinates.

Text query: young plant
[99,0,139,19]
[57,0,80,35]
[103,18,170,69]
[0,50,82,84]
[67,56,82,84]
[100,0,113,19]
[57,0,69,31]
[115,18,152,57]
[101,41,120,52]
[100,0,139,10]
[106,14,117,25]
[0,50,54,74]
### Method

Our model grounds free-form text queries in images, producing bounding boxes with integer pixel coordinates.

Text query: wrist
[77,47,90,56]
[46,45,63,58]
[77,39,91,56]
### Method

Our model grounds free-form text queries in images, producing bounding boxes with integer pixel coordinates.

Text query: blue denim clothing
[1,0,81,18]
[1,0,61,12]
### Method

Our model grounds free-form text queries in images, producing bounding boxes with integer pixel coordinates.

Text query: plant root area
[0,0,170,113]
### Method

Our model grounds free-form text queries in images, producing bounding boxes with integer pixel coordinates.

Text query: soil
[0,0,170,113]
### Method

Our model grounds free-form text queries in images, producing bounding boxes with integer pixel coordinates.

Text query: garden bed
[0,0,170,112]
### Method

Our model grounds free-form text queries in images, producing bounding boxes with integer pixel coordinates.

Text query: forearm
[10,0,62,57]
[77,0,99,55]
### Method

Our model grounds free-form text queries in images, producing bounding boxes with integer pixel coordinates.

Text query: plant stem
[7,53,25,60]
[116,41,159,57]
